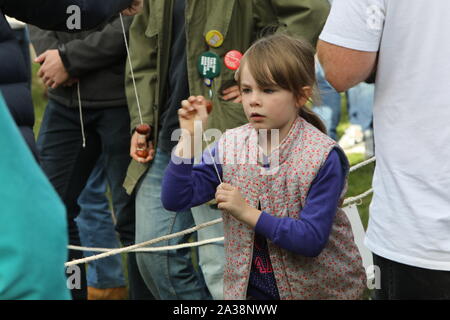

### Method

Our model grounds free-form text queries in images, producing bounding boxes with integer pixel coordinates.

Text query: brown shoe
[87,286,128,300]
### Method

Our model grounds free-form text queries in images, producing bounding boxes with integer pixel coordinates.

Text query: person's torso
[367,0,450,270]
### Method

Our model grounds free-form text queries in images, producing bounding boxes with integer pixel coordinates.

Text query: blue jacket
[0,0,133,158]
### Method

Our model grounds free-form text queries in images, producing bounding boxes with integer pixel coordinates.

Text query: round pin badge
[205,30,224,48]
[224,50,243,71]
[203,78,213,87]
[198,52,221,79]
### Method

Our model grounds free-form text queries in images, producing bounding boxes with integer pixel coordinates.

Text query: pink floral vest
[217,117,366,300]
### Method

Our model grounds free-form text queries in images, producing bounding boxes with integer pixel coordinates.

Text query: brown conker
[136,124,151,135]
[136,149,149,158]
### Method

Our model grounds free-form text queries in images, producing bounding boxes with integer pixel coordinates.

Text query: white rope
[349,156,376,173]
[65,218,223,267]
[119,13,143,125]
[343,188,374,206]
[69,237,224,253]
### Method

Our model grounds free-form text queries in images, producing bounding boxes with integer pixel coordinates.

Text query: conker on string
[136,124,151,135]
[135,123,151,158]
[187,100,213,115]
[205,100,213,114]
[136,149,149,158]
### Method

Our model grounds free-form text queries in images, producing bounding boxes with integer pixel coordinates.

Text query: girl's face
[240,64,301,141]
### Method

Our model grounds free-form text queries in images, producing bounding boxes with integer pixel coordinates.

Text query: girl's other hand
[178,96,210,136]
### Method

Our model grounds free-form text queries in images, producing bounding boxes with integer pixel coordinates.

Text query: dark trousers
[373,253,450,300]
[37,99,153,300]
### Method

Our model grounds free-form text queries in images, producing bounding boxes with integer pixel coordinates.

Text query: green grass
[32,63,47,136]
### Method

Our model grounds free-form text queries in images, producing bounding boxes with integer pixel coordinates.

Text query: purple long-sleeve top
[161,143,347,299]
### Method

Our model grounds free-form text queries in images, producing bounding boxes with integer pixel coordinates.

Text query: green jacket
[124,0,330,194]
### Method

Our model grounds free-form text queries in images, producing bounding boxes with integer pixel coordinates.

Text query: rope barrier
[349,156,375,173]
[343,188,374,207]
[65,218,223,267]
[69,237,224,253]
[66,157,376,266]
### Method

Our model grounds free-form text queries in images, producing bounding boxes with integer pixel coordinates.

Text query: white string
[77,82,86,148]
[119,13,143,125]
[203,133,223,184]
[350,156,376,173]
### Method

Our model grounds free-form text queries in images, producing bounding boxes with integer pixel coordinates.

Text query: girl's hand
[215,183,261,227]
[178,96,210,136]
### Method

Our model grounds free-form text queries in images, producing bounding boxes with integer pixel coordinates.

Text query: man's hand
[122,0,143,16]
[35,50,70,89]
[130,130,155,164]
[215,183,261,227]
[222,85,242,103]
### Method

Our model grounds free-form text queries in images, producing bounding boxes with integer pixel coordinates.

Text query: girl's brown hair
[235,34,326,134]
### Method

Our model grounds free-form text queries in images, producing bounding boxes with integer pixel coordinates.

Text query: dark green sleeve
[125,2,156,131]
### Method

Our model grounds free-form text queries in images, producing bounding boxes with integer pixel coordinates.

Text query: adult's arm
[317,41,377,92]
[1,0,135,31]
[316,0,383,92]
[58,15,133,78]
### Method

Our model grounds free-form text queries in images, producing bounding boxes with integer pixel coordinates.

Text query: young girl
[161,34,366,300]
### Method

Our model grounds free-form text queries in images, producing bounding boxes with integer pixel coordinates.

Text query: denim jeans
[313,60,342,140]
[191,204,225,300]
[135,148,211,300]
[313,60,374,140]
[347,82,375,132]
[37,99,152,300]
[372,254,450,300]
[76,156,126,289]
